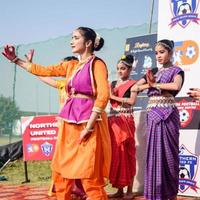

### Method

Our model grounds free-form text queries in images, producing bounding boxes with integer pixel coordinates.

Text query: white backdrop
[157,0,200,96]
[157,0,200,197]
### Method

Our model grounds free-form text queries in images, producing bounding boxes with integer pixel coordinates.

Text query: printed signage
[22,115,58,161]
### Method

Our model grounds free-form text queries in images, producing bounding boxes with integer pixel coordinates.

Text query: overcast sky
[0,0,158,46]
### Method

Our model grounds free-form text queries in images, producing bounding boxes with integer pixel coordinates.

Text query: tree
[0,95,21,135]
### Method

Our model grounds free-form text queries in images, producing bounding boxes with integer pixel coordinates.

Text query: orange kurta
[28,59,111,179]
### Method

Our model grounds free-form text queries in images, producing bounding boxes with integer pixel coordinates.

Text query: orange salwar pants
[53,171,108,200]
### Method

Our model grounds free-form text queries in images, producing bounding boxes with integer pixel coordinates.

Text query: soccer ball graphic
[179,167,190,179]
[179,109,190,123]
[186,46,196,59]
[177,3,192,15]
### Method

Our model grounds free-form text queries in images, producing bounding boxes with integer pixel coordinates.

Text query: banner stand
[22,161,30,184]
[21,115,59,184]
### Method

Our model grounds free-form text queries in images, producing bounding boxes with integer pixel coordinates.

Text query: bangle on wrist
[122,98,128,103]
[155,83,161,90]
[26,63,33,72]
[85,126,94,132]
[92,107,102,113]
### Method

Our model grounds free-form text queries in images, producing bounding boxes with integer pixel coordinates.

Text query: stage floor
[0,184,199,200]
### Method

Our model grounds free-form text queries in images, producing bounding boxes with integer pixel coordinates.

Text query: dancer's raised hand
[2,45,17,62]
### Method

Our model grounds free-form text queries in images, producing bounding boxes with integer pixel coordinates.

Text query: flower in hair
[121,55,126,60]
[94,33,101,48]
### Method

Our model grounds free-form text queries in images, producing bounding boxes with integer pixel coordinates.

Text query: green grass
[0,159,52,186]
[0,159,116,193]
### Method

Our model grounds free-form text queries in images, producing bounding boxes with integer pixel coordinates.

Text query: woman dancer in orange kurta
[108,55,137,199]
[40,77,87,199]
[24,52,86,199]
[2,27,111,200]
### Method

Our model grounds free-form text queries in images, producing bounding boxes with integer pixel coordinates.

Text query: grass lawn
[0,159,116,193]
[0,159,52,186]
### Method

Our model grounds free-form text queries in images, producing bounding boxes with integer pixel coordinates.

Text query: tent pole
[148,0,155,33]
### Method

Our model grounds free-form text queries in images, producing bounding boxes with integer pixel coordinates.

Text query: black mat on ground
[0,140,23,167]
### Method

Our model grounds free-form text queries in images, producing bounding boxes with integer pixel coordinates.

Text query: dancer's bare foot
[108,189,124,198]
[123,192,134,199]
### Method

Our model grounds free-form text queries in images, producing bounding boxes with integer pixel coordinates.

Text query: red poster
[22,115,58,161]
[175,97,200,129]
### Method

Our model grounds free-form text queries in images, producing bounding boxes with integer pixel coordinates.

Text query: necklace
[118,79,128,82]
[77,55,93,67]
[163,61,172,68]
[117,79,129,86]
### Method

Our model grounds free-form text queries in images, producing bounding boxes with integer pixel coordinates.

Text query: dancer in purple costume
[131,39,184,200]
